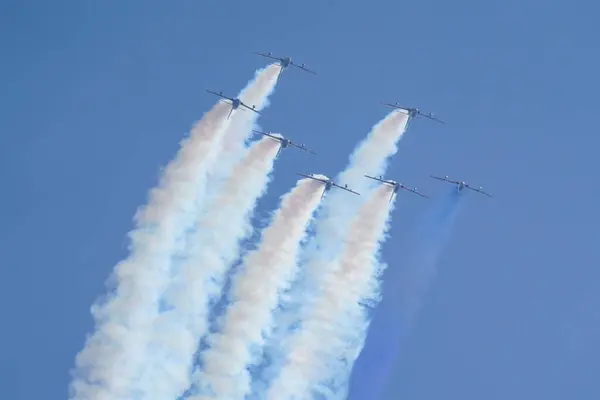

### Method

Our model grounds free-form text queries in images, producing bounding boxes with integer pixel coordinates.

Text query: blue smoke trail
[345,188,464,400]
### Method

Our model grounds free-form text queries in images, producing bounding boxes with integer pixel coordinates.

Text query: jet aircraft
[252,130,316,157]
[254,52,317,75]
[430,175,492,197]
[365,175,428,202]
[205,89,262,119]
[380,102,444,125]
[296,173,360,198]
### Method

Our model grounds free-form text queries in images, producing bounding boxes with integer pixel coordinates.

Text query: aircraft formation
[206,51,493,200]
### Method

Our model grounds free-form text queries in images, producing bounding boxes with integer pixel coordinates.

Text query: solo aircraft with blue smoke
[431,175,493,197]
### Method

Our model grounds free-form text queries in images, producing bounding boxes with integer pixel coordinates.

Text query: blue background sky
[2,1,598,399]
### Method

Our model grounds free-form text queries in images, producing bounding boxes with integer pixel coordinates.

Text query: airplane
[365,175,428,202]
[254,52,317,75]
[380,102,445,125]
[205,89,263,119]
[430,175,492,197]
[296,173,360,198]
[252,130,316,157]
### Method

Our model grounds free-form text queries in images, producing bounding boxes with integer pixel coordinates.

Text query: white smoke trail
[267,184,395,400]
[191,178,326,400]
[308,109,408,255]
[258,110,409,390]
[210,64,282,182]
[69,66,281,400]
[69,102,232,400]
[295,110,408,322]
[135,136,281,400]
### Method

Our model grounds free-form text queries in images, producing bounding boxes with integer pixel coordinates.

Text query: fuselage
[280,57,292,67]
[231,98,241,109]
[381,180,398,191]
[281,139,291,148]
[324,180,333,191]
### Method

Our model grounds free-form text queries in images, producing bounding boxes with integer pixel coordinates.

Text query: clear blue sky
[2,1,599,399]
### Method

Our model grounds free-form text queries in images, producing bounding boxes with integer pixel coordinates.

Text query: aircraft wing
[290,61,316,74]
[364,174,391,184]
[289,141,316,154]
[240,101,263,115]
[254,52,282,62]
[401,186,428,198]
[430,175,462,185]
[419,112,445,124]
[252,130,279,141]
[296,173,327,184]
[332,182,360,196]
[380,101,403,109]
[205,89,233,102]
[465,185,492,197]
